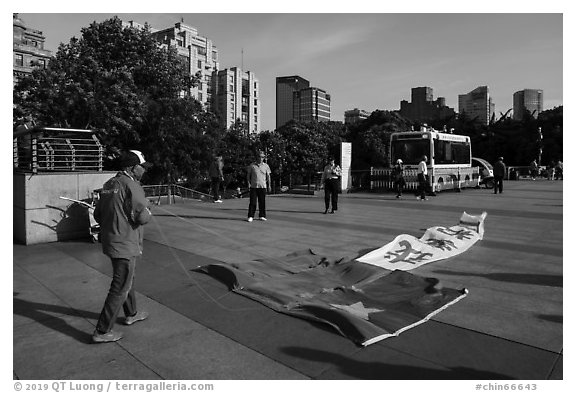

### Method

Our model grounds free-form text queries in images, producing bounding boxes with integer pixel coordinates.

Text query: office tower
[458,86,495,125]
[212,67,260,133]
[399,86,455,123]
[513,89,543,120]
[145,20,219,110]
[276,76,310,128]
[13,13,53,86]
[293,87,331,123]
[344,108,371,125]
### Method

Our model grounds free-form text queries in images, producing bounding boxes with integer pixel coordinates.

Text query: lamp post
[537,127,543,167]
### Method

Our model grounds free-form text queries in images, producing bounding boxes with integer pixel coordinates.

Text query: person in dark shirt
[493,157,506,194]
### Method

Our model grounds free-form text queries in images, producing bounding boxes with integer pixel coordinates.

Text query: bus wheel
[485,179,494,189]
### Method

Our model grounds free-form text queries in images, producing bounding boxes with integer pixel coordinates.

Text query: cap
[498,157,504,161]
[119,150,152,168]
[396,159,403,164]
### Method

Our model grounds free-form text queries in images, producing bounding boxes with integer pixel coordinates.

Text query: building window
[254,99,258,106]
[254,116,258,123]
[254,108,258,114]
[197,60,202,69]
[198,92,203,101]
[15,54,23,67]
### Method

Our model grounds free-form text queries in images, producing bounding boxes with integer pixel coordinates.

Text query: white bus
[387,127,479,192]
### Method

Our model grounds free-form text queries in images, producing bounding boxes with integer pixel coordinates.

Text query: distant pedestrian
[320,157,342,214]
[493,157,506,194]
[393,159,405,198]
[416,155,428,200]
[555,160,563,180]
[92,150,152,343]
[530,159,539,180]
[546,161,555,180]
[208,155,224,203]
[246,150,271,222]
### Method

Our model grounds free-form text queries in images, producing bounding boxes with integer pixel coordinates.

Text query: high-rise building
[344,108,371,125]
[293,87,331,123]
[276,76,310,128]
[458,86,495,125]
[145,20,219,110]
[13,13,53,86]
[399,87,455,123]
[212,67,260,133]
[513,89,543,120]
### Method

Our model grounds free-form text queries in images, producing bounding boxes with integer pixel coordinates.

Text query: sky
[15,10,564,132]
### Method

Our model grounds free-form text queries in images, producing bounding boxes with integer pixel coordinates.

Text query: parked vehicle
[472,157,494,189]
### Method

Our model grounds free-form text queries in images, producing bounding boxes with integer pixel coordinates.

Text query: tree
[348,110,412,168]
[13,16,215,184]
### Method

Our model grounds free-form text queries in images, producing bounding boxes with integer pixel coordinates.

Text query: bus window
[434,140,471,165]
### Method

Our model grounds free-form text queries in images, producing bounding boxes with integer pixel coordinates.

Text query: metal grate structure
[13,127,103,173]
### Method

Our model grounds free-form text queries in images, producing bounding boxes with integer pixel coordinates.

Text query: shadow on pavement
[13,295,98,344]
[432,270,563,287]
[281,346,513,379]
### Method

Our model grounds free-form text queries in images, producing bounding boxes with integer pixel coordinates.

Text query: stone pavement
[13,180,563,380]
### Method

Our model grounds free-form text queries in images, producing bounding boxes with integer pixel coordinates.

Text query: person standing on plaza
[530,159,539,180]
[555,160,563,180]
[92,150,152,343]
[320,157,342,214]
[246,150,271,222]
[416,155,428,200]
[392,159,405,199]
[209,155,224,203]
[493,156,506,194]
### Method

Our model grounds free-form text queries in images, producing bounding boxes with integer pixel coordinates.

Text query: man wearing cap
[493,157,506,194]
[92,150,152,343]
[393,159,405,199]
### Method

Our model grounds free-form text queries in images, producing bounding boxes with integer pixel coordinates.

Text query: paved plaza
[13,180,563,380]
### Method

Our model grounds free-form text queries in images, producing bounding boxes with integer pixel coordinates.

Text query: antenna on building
[241,48,244,70]
[181,17,184,23]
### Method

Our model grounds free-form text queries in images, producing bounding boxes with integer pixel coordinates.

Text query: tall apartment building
[212,67,260,133]
[458,86,495,125]
[399,86,455,123]
[344,108,371,125]
[276,76,310,128]
[513,89,543,120]
[144,20,219,111]
[13,13,53,85]
[293,87,331,123]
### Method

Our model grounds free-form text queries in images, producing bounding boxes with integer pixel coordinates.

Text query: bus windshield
[391,139,429,165]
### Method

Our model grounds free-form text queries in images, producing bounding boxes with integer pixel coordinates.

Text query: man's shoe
[214,199,223,203]
[124,311,149,326]
[259,217,267,221]
[323,209,328,214]
[247,217,253,222]
[330,210,336,214]
[92,329,123,344]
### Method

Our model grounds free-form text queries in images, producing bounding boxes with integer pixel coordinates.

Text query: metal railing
[143,184,213,205]
[13,127,103,173]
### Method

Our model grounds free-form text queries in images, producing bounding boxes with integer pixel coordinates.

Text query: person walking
[493,156,506,194]
[416,155,428,200]
[392,159,405,198]
[246,150,271,222]
[320,157,342,214]
[92,150,152,343]
[530,159,539,180]
[208,155,224,203]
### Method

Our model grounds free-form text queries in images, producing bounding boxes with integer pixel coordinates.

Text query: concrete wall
[13,171,116,245]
